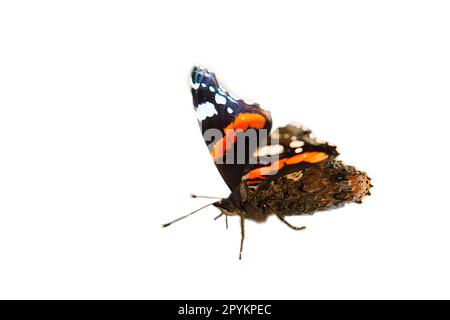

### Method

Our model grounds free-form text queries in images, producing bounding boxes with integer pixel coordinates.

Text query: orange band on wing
[211,113,267,159]
[245,151,329,182]
[211,130,238,159]
[285,151,329,165]
[229,113,266,131]
[246,159,287,181]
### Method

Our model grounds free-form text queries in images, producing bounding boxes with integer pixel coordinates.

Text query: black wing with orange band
[190,66,272,191]
[242,124,339,186]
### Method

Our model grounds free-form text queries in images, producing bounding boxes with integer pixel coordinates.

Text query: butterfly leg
[276,213,306,231]
[239,213,245,260]
[213,213,229,230]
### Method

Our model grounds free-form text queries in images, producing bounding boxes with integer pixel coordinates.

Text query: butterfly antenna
[190,193,224,200]
[161,202,216,228]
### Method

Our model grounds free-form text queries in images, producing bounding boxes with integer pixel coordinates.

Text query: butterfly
[163,66,372,259]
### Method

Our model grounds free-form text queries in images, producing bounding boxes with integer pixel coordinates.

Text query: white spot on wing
[227,107,233,114]
[290,140,305,148]
[286,171,303,181]
[196,102,217,121]
[253,144,284,157]
[209,86,215,92]
[201,83,206,87]
[215,94,227,105]
[295,148,303,153]
[191,82,200,89]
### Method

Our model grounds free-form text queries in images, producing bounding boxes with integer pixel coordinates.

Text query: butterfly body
[215,159,371,223]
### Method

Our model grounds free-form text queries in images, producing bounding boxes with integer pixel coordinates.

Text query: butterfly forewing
[190,66,272,190]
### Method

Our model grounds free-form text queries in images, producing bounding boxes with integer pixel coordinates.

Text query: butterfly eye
[330,172,347,182]
[333,191,349,201]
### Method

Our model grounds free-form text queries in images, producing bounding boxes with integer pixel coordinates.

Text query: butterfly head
[213,196,242,217]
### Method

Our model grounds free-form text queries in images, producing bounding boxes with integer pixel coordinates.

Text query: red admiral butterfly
[163,66,372,259]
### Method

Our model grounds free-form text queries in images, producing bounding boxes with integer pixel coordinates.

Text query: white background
[1,1,449,299]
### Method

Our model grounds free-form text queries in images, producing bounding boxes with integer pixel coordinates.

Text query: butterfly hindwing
[190,66,272,191]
